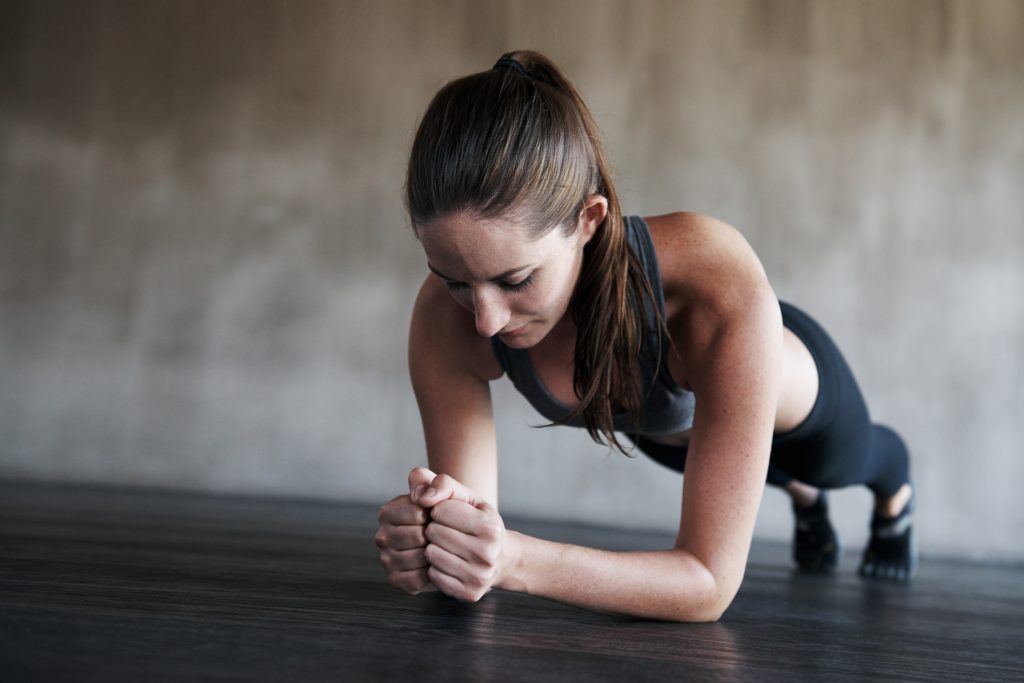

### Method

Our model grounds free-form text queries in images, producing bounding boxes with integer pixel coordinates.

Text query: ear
[577,194,608,247]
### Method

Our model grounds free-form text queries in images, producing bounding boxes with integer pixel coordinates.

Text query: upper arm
[661,213,783,609]
[408,276,503,507]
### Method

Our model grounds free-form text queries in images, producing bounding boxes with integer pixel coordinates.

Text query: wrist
[496,529,528,593]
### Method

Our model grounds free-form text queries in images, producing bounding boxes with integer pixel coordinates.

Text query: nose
[473,288,511,338]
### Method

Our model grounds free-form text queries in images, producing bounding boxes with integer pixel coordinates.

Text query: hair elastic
[493,56,527,76]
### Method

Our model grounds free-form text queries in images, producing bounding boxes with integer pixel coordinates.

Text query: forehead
[418,213,560,279]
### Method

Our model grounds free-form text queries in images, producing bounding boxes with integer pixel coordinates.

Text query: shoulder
[409,275,504,383]
[643,211,770,319]
[642,212,780,386]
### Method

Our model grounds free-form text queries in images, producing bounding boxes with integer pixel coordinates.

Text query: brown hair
[403,50,669,453]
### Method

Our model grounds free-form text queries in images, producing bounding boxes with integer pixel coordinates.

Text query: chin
[496,324,545,348]
[495,331,532,348]
[502,336,537,349]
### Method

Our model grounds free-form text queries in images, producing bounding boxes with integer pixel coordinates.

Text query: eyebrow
[427,262,532,283]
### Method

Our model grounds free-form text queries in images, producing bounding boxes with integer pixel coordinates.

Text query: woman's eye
[444,280,469,292]
[442,275,533,293]
[502,275,533,293]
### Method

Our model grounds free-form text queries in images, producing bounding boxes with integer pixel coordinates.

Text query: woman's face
[418,199,606,349]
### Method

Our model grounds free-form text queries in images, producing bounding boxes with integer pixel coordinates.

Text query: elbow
[700,597,732,623]
[678,595,732,624]
[698,572,743,623]
[664,561,740,623]
[700,575,743,623]
[662,597,731,624]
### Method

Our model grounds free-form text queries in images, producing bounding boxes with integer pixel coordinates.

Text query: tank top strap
[623,214,669,322]
[488,213,695,436]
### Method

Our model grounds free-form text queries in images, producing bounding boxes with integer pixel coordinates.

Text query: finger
[378,523,427,551]
[378,495,429,526]
[381,546,428,572]
[426,565,470,601]
[417,473,482,508]
[425,520,496,566]
[424,541,475,581]
[430,499,496,534]
[391,567,438,595]
[408,467,437,502]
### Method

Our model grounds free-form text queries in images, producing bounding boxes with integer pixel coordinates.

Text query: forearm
[426,453,498,508]
[498,530,732,622]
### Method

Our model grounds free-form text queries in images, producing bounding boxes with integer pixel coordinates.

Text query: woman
[375,50,915,622]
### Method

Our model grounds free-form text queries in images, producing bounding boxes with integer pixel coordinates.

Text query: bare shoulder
[642,212,779,389]
[409,275,504,383]
[643,211,771,320]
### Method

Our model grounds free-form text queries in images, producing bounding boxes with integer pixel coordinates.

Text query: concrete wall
[1,0,1022,561]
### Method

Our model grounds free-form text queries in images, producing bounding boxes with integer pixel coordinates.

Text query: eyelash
[444,275,534,293]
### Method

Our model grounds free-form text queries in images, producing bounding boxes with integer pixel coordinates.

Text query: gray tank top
[490,214,696,436]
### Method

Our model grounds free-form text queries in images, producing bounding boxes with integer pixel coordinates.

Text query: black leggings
[629,301,910,498]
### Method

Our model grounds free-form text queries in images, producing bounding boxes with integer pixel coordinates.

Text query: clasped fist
[375,467,511,603]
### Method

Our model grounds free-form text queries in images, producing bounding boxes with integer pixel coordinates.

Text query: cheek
[520,291,547,312]
[548,264,578,306]
[524,280,569,315]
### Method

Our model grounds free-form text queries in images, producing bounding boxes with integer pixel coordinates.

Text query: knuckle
[378,495,403,521]
[481,518,502,538]
[476,548,497,568]
[474,568,494,587]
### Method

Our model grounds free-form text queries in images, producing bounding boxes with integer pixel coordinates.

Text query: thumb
[415,473,481,509]
[408,466,436,503]
[473,499,498,514]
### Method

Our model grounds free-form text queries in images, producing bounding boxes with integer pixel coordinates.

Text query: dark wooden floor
[1,481,1022,682]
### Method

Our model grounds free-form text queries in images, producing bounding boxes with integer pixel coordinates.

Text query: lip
[498,324,528,338]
